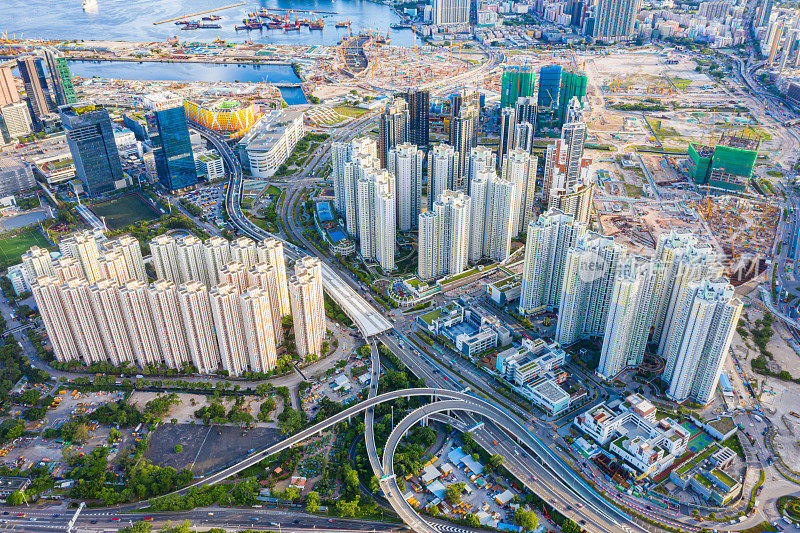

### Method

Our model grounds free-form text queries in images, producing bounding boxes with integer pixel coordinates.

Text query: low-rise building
[417,298,512,358]
[35,153,76,186]
[238,108,306,178]
[496,339,571,415]
[486,274,521,306]
[194,149,225,181]
[313,200,355,256]
[574,394,691,480]
[669,443,741,505]
[0,476,30,497]
[0,157,36,196]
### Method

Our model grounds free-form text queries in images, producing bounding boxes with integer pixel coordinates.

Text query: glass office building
[147,105,198,193]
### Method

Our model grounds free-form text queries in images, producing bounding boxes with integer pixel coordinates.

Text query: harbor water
[6,0,416,47]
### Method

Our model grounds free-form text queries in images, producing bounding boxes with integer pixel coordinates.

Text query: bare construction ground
[145,423,282,476]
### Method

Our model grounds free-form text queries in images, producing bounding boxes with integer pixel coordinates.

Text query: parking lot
[180,184,224,224]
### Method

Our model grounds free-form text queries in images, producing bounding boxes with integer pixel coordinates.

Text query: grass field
[0,228,54,271]
[334,105,369,118]
[89,194,160,230]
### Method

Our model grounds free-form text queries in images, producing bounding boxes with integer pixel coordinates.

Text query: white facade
[230,236,258,269]
[387,143,423,232]
[97,251,131,287]
[203,236,231,287]
[22,246,54,283]
[150,234,182,284]
[240,287,279,373]
[106,235,147,282]
[332,136,377,229]
[289,257,326,358]
[209,283,248,376]
[662,278,742,405]
[555,234,627,346]
[1,102,32,140]
[427,144,459,210]
[249,262,286,345]
[519,210,585,315]
[88,279,134,367]
[501,149,538,236]
[148,279,190,370]
[60,277,106,365]
[31,276,79,362]
[598,258,657,380]
[240,108,305,178]
[219,261,248,293]
[418,190,471,281]
[118,279,162,368]
[177,281,220,374]
[468,170,517,263]
[176,234,209,286]
[358,167,396,271]
[433,0,470,25]
[256,238,291,317]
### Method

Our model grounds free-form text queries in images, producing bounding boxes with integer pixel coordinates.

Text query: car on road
[328,519,335,523]
[15,513,24,518]
[111,517,120,522]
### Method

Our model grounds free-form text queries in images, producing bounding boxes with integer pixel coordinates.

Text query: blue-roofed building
[313,199,355,256]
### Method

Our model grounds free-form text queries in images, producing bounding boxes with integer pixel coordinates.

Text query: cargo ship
[283,21,301,31]
[202,15,221,21]
[335,20,351,28]
[197,23,222,29]
[267,21,283,29]
[309,19,323,30]
[174,19,191,25]
[181,22,199,30]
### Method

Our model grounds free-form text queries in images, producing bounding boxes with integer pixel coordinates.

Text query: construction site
[336,34,477,88]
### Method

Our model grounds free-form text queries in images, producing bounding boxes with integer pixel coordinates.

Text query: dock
[153,2,246,25]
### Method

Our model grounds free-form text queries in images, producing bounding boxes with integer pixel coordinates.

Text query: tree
[6,491,24,506]
[305,491,320,513]
[562,518,582,533]
[174,445,183,453]
[283,487,301,501]
[489,453,504,469]
[463,513,480,528]
[514,508,539,531]
[428,505,440,517]
[444,482,465,505]
[336,496,359,517]
[71,423,90,445]
[19,389,39,405]
[120,523,152,533]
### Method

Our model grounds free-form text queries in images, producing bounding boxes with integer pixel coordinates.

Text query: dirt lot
[145,423,282,475]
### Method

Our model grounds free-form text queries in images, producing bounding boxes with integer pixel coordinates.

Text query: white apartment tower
[176,234,209,286]
[519,210,585,315]
[332,136,378,229]
[468,146,496,190]
[256,238,291,317]
[31,276,79,362]
[662,278,742,405]
[597,258,657,380]
[240,287,279,373]
[501,149,538,236]
[358,167,396,271]
[88,278,134,367]
[203,236,231,287]
[428,144,460,210]
[108,235,147,282]
[60,277,105,364]
[97,251,131,286]
[22,246,53,282]
[387,143,423,231]
[53,257,83,283]
[177,281,220,374]
[289,257,325,358]
[433,0,470,25]
[248,262,285,345]
[219,261,248,293]
[209,283,248,376]
[555,234,627,346]
[71,233,102,284]
[230,236,258,269]
[468,170,517,263]
[150,234,182,284]
[118,279,162,368]
[418,190,471,281]
[148,279,190,370]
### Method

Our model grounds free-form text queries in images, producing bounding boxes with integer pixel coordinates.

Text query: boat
[283,21,300,31]
[202,15,221,21]
[181,23,199,30]
[335,20,351,28]
[267,21,283,29]
[235,25,250,30]
[174,19,191,25]
[197,23,221,29]
[309,19,323,30]
[82,0,97,11]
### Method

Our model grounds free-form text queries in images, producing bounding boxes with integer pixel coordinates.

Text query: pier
[153,3,246,25]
